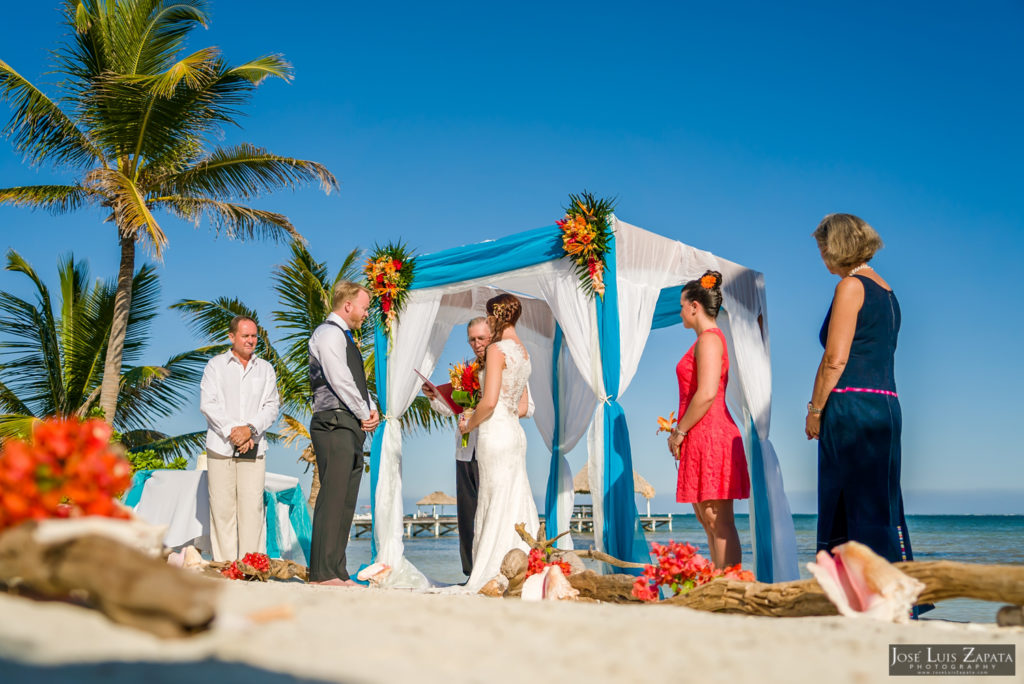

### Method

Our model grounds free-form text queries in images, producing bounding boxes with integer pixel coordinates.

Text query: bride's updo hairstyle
[681,270,724,319]
[485,293,522,341]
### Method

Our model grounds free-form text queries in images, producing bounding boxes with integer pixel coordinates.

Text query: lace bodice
[492,339,531,418]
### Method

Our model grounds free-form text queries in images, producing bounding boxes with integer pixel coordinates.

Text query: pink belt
[831,387,898,398]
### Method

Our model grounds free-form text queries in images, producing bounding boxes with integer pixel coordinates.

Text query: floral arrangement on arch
[632,540,755,602]
[0,418,132,532]
[556,191,616,298]
[364,242,415,332]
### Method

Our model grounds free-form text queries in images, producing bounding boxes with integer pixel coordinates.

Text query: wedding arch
[367,216,798,588]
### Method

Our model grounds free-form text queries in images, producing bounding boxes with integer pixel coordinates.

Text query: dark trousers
[309,409,365,582]
[456,454,479,576]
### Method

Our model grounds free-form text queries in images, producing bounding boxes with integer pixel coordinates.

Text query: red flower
[392,259,403,270]
[382,297,392,313]
[376,273,385,285]
[242,552,271,572]
[221,561,245,580]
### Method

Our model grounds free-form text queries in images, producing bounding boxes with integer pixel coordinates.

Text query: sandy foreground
[0,580,1021,684]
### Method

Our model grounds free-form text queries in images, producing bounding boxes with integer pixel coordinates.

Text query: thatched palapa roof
[573,464,655,499]
[416,491,457,506]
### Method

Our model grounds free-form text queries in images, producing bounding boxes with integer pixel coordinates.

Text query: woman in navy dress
[805,213,916,565]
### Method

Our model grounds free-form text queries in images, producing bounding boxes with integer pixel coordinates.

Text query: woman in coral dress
[668,270,750,568]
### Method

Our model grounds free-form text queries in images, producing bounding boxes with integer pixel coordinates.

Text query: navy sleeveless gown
[817,274,916,563]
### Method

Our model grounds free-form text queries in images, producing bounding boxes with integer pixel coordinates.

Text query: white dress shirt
[428,383,534,462]
[200,350,280,456]
[308,312,376,421]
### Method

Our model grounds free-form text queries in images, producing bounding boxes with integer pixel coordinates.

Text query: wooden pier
[350,513,672,539]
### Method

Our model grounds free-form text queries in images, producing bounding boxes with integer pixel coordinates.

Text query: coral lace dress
[675,328,750,503]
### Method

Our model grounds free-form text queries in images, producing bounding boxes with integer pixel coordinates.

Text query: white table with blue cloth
[124,468,311,564]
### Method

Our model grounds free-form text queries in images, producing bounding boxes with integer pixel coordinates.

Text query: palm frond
[0,59,102,167]
[153,194,301,242]
[156,142,338,200]
[125,1,210,76]
[0,413,39,442]
[123,428,207,461]
[402,395,452,435]
[279,412,310,448]
[0,184,99,213]
[228,54,293,85]
[84,168,167,253]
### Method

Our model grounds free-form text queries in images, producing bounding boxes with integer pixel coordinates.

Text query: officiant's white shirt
[200,350,280,456]
[429,388,534,462]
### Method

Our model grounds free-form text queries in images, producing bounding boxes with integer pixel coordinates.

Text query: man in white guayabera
[200,315,280,562]
[422,317,533,577]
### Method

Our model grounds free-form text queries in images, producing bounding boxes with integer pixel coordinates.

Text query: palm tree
[0,249,209,458]
[0,0,338,425]
[173,241,448,504]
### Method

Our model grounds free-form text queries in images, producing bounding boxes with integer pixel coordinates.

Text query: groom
[307,280,379,585]
[422,317,533,576]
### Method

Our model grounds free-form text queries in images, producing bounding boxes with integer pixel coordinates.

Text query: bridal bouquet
[450,360,482,447]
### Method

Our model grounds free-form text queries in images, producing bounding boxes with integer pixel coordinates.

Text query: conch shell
[520,565,580,602]
[356,562,392,587]
[807,540,924,623]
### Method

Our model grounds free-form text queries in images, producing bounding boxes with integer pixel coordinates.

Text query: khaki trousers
[207,449,266,562]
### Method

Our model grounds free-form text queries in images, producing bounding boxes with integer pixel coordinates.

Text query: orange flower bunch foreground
[632,540,755,601]
[449,359,481,393]
[0,418,132,532]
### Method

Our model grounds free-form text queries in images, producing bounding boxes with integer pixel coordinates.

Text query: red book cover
[434,382,463,415]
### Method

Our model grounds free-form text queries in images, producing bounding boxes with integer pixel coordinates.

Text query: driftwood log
[0,522,219,638]
[207,558,309,582]
[662,561,1024,617]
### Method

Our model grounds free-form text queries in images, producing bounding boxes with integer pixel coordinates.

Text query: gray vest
[310,320,369,413]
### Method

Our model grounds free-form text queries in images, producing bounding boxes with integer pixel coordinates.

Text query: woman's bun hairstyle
[681,270,723,319]
[485,293,522,341]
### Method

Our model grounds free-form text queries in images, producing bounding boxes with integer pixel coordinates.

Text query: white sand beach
[0,581,1020,684]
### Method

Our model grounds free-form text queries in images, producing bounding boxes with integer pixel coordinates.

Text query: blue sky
[1,1,1022,514]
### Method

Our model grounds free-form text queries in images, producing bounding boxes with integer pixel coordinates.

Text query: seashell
[479,577,506,597]
[520,565,580,602]
[807,540,924,623]
[356,562,392,586]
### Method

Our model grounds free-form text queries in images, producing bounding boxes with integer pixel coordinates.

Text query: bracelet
[806,403,823,416]
[670,428,687,439]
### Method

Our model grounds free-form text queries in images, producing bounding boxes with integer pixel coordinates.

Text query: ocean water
[344,514,1024,623]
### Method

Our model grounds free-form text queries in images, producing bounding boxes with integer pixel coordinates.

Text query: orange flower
[700,274,717,289]
[656,411,677,434]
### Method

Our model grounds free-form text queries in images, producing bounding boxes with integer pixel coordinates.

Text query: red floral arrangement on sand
[449,359,482,447]
[632,540,755,602]
[0,418,132,532]
[221,552,272,580]
[525,547,573,579]
[364,242,414,333]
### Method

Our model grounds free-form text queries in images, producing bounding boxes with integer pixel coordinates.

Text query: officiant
[422,317,534,576]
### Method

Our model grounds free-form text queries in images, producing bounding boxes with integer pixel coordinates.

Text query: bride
[457,293,540,592]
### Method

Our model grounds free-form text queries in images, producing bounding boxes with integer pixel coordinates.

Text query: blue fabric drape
[123,469,155,508]
[747,418,774,581]
[263,485,313,562]
[595,231,649,568]
[369,321,388,561]
[651,286,683,330]
[410,225,563,290]
[544,324,564,540]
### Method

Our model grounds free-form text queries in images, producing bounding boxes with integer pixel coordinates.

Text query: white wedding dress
[463,339,540,592]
